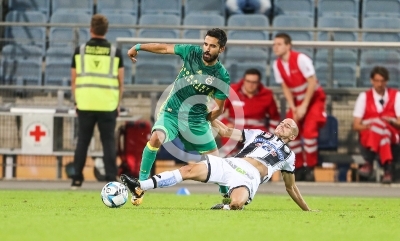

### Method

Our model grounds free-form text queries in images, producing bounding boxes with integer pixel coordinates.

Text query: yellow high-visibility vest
[75,43,120,111]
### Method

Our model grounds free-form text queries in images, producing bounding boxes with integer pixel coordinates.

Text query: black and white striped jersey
[235,129,295,183]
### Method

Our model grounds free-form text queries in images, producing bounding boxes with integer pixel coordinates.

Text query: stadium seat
[103,13,137,43]
[274,0,315,18]
[183,14,224,39]
[5,11,47,55]
[360,49,400,66]
[97,0,138,17]
[52,0,93,15]
[138,14,180,39]
[8,0,50,21]
[272,15,314,41]
[317,16,358,41]
[362,0,400,18]
[140,0,181,17]
[1,45,42,85]
[49,11,91,47]
[359,65,400,88]
[135,62,177,85]
[315,49,358,65]
[184,0,225,17]
[315,64,357,87]
[227,14,269,40]
[318,0,359,17]
[44,46,74,86]
[362,17,400,42]
[318,115,338,151]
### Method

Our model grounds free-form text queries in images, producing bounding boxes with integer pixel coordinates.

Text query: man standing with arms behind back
[125,28,230,206]
[272,33,327,181]
[71,14,124,189]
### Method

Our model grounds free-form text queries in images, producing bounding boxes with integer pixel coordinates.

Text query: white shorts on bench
[201,155,261,202]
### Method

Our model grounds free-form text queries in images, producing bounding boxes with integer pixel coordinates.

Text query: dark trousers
[73,109,117,181]
[360,143,400,171]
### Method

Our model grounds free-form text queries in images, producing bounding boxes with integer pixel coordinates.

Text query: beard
[202,52,218,63]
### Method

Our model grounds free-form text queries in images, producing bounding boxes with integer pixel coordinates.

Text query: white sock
[140,170,183,190]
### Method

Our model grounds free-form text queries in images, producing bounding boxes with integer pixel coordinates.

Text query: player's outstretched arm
[211,119,243,142]
[282,171,311,211]
[127,43,175,62]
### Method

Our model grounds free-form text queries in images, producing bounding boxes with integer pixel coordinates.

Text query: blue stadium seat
[44,46,74,86]
[1,45,42,85]
[140,0,181,17]
[317,16,358,41]
[272,15,313,41]
[318,115,338,151]
[360,49,400,66]
[362,17,400,42]
[135,62,177,85]
[274,0,315,18]
[5,11,47,55]
[183,14,224,39]
[315,49,358,65]
[359,65,400,88]
[138,14,180,39]
[315,64,357,87]
[97,0,138,16]
[227,14,269,40]
[52,0,93,15]
[318,0,359,17]
[103,13,137,43]
[184,0,225,17]
[49,11,91,46]
[362,0,400,18]
[8,0,50,20]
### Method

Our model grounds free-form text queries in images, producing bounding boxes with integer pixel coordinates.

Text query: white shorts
[201,155,261,203]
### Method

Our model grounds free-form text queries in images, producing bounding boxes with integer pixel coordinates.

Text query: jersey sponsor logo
[253,137,284,161]
[205,76,214,85]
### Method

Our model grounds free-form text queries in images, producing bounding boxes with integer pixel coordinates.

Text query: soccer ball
[100,182,129,208]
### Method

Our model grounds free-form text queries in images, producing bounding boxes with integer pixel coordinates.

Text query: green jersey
[159,44,230,121]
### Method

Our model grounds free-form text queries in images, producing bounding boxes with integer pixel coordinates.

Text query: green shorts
[152,111,217,153]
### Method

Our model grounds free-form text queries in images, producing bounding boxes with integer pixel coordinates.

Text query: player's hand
[296,104,307,121]
[127,47,138,63]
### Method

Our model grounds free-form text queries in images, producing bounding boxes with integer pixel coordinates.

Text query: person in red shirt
[220,68,280,156]
[353,66,400,183]
[272,33,327,181]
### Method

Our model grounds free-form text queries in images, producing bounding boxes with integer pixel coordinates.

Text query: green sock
[218,185,229,196]
[139,143,159,181]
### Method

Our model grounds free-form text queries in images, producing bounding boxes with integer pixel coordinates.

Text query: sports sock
[140,170,183,190]
[139,142,159,181]
[218,185,229,196]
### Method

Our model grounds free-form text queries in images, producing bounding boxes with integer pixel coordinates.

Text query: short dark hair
[205,28,227,47]
[244,68,261,80]
[370,66,389,81]
[91,14,108,36]
[274,32,292,45]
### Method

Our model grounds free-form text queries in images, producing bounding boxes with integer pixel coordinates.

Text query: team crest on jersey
[284,145,290,154]
[205,76,214,85]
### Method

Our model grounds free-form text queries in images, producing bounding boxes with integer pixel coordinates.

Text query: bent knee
[149,131,164,147]
[179,164,195,178]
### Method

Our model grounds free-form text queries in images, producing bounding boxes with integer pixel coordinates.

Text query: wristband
[135,44,141,51]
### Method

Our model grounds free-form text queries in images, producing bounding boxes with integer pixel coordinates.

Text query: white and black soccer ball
[100,182,128,208]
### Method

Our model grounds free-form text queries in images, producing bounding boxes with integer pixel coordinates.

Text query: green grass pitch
[0,190,399,241]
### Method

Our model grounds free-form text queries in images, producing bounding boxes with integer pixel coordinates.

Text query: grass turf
[0,190,399,241]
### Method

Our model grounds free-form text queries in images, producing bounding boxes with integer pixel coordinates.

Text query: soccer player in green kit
[123,28,230,206]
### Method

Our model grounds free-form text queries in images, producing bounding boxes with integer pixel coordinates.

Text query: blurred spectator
[272,33,327,182]
[220,68,280,156]
[353,66,400,184]
[226,0,272,15]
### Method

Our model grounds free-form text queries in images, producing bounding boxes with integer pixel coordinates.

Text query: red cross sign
[29,125,46,142]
